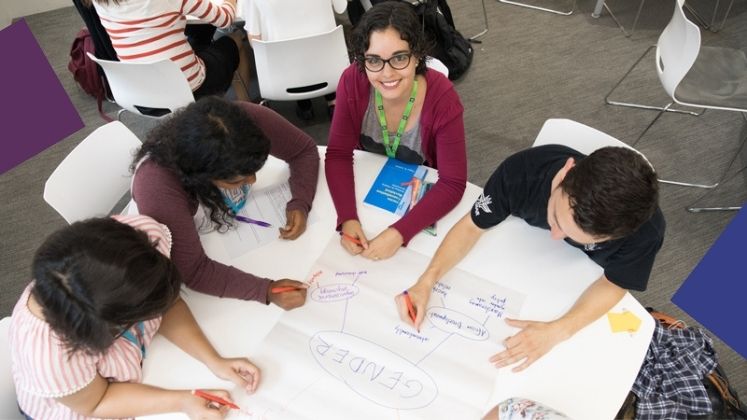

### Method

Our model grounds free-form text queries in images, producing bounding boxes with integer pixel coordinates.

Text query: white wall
[4,0,70,23]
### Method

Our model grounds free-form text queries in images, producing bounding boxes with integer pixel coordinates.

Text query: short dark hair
[560,147,659,239]
[351,1,432,75]
[31,218,182,356]
[133,97,271,230]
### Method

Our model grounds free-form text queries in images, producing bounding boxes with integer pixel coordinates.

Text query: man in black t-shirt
[396,144,665,371]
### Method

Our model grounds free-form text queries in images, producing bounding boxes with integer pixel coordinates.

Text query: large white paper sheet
[237,236,526,419]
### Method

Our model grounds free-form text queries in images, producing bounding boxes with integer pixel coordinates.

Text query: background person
[87,0,253,100]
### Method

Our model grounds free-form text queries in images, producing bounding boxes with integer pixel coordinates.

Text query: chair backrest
[0,317,22,419]
[252,25,350,101]
[426,56,450,78]
[532,118,654,168]
[240,0,346,41]
[87,53,194,118]
[655,0,701,100]
[44,121,142,224]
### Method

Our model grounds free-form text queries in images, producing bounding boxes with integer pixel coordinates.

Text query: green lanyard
[374,80,418,159]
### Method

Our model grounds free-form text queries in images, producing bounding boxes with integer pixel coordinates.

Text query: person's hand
[394,277,432,331]
[181,389,231,420]
[361,228,403,261]
[267,279,308,310]
[340,220,368,255]
[279,209,307,240]
[489,318,569,372]
[208,357,261,394]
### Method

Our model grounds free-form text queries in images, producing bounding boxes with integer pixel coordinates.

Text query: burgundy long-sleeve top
[132,102,320,303]
[325,64,467,243]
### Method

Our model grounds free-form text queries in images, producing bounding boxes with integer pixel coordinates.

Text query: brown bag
[616,308,747,419]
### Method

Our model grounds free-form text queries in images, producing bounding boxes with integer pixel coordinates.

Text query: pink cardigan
[325,64,467,243]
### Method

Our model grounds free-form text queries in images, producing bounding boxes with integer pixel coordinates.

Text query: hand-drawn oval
[309,330,438,409]
[426,306,489,341]
[310,284,359,302]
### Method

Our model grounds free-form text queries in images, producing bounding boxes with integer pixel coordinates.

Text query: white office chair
[426,56,450,78]
[87,53,194,120]
[533,118,650,163]
[251,25,350,103]
[0,317,22,419]
[604,0,747,207]
[44,121,142,224]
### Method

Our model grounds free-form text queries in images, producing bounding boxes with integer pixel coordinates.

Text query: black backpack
[411,0,474,81]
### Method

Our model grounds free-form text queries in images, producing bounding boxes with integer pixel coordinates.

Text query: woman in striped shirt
[10,215,259,419]
[85,0,251,99]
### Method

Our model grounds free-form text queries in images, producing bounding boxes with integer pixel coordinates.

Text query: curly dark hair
[560,147,659,239]
[351,1,432,75]
[31,218,181,356]
[133,97,271,230]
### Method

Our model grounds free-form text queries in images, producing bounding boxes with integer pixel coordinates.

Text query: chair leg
[605,45,705,116]
[498,0,576,16]
[116,108,127,121]
[713,0,736,32]
[470,0,489,41]
[601,0,646,38]
[685,128,747,212]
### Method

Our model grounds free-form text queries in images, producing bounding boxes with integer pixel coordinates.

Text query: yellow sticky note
[607,310,642,333]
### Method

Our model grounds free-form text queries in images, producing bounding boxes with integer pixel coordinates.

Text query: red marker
[340,232,363,246]
[271,286,306,293]
[402,290,417,323]
[192,389,239,410]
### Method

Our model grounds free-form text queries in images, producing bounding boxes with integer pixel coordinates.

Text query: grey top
[360,90,424,164]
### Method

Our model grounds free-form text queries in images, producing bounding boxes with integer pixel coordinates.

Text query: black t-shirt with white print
[470,144,665,291]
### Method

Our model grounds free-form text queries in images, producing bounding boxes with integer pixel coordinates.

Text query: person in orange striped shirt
[84,0,252,100]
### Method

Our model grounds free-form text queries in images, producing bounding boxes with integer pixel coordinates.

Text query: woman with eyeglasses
[325,1,467,261]
[10,216,259,419]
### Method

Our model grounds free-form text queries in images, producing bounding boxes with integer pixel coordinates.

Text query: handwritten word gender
[310,331,438,409]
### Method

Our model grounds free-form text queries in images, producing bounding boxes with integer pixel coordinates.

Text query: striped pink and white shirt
[93,0,236,91]
[10,215,172,419]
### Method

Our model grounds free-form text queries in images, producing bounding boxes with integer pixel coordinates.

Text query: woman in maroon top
[131,97,319,310]
[325,1,467,261]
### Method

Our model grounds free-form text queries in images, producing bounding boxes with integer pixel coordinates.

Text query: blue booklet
[364,158,428,215]
[364,159,435,235]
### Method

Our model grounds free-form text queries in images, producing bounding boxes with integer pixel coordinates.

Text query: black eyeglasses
[361,52,413,72]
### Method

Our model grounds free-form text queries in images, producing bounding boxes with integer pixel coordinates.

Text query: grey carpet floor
[2,0,746,410]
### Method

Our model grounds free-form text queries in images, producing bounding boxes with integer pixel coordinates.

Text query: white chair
[44,121,142,224]
[0,317,22,419]
[426,56,450,78]
[251,25,350,103]
[604,0,747,204]
[532,118,651,162]
[87,53,194,120]
[240,0,346,41]
[532,119,744,212]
